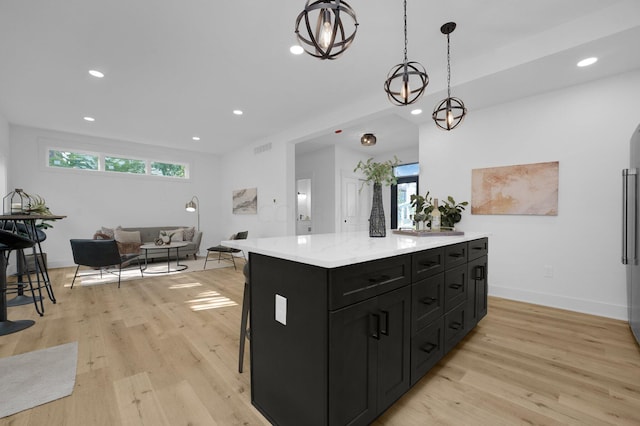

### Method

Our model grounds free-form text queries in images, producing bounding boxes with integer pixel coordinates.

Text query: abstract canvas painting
[471,161,559,215]
[232,187,258,214]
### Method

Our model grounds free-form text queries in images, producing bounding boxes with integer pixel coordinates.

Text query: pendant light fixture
[432,22,467,131]
[360,133,376,146]
[384,0,429,106]
[294,0,358,60]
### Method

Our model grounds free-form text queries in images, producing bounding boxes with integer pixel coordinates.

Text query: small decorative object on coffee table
[154,238,163,246]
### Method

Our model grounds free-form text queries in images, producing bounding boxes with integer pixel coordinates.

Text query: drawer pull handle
[448,283,462,290]
[370,314,381,340]
[449,252,464,258]
[474,265,485,280]
[449,321,462,330]
[380,310,389,336]
[368,274,391,284]
[472,246,484,251]
[419,260,439,267]
[421,342,438,354]
[421,296,436,305]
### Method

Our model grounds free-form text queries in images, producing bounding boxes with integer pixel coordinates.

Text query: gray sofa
[95,226,202,261]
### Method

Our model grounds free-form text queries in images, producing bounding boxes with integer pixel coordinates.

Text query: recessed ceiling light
[290,45,304,55]
[88,69,104,78]
[233,110,243,116]
[192,136,201,141]
[411,109,423,115]
[577,57,598,67]
[83,116,95,122]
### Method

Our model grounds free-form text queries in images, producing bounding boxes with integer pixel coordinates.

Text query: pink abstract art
[471,161,559,215]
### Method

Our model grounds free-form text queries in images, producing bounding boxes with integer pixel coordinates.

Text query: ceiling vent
[254,143,272,155]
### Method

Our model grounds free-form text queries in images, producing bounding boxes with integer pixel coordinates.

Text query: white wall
[0,112,8,196]
[419,70,640,320]
[9,125,222,267]
[220,139,295,239]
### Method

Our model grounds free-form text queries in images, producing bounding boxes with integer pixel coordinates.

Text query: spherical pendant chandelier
[294,0,358,60]
[383,0,429,106]
[360,133,376,146]
[432,22,467,130]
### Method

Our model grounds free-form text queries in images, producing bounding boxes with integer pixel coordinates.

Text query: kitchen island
[224,231,489,426]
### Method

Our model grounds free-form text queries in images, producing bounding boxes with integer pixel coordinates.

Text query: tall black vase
[369,183,386,237]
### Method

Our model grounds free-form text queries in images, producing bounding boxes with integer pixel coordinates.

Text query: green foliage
[438,196,469,228]
[49,150,98,170]
[151,162,186,177]
[105,157,146,174]
[353,156,400,186]
[410,191,433,219]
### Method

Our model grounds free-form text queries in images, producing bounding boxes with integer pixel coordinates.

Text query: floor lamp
[185,195,200,231]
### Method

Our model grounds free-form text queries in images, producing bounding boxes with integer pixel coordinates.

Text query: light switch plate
[275,294,287,325]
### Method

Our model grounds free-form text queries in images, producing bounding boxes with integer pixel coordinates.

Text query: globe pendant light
[294,0,358,60]
[433,22,467,130]
[360,133,376,146]
[384,0,429,106]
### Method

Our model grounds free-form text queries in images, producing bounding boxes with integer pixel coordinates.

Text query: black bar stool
[239,260,250,373]
[0,230,36,335]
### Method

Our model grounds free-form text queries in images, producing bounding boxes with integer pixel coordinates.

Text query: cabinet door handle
[421,342,438,354]
[449,321,462,330]
[370,314,381,340]
[421,296,436,305]
[448,283,462,290]
[368,274,390,284]
[380,310,389,336]
[473,265,485,280]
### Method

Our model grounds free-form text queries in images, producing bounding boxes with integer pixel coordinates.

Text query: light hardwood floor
[1,262,639,425]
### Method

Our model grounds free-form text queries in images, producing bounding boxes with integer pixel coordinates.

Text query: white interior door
[341,176,371,232]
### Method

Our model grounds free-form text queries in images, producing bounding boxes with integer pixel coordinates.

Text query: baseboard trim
[489,285,627,321]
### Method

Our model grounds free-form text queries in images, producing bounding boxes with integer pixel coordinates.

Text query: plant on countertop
[353,156,400,187]
[410,192,468,229]
[438,196,469,228]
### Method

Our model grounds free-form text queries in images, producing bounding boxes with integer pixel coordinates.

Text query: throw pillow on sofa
[182,226,195,241]
[114,229,142,255]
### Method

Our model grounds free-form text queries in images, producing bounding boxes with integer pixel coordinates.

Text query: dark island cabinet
[249,238,488,426]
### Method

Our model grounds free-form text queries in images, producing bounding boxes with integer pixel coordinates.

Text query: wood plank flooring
[1,262,639,425]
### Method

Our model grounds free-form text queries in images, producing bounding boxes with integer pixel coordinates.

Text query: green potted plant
[354,156,400,237]
[410,192,433,230]
[438,196,469,229]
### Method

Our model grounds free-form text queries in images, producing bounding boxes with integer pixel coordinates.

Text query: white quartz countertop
[223,231,489,268]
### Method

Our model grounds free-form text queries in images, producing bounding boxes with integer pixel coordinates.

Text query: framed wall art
[232,187,258,214]
[471,161,559,216]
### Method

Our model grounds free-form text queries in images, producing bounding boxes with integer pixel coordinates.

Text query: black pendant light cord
[403,0,408,65]
[446,32,451,99]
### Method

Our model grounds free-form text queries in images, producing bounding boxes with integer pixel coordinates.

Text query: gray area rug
[77,256,234,286]
[0,341,78,418]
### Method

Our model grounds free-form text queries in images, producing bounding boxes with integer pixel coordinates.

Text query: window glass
[49,150,98,170]
[151,161,186,177]
[105,156,146,174]
[394,162,419,177]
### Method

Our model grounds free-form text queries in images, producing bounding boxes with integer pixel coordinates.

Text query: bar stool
[0,230,36,335]
[239,260,250,373]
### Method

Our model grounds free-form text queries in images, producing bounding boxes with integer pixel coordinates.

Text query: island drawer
[410,318,444,385]
[412,247,444,281]
[329,255,411,310]
[443,302,468,353]
[411,274,444,334]
[444,242,467,268]
[468,238,488,261]
[444,264,468,311]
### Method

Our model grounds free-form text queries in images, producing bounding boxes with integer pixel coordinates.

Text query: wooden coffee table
[140,242,189,274]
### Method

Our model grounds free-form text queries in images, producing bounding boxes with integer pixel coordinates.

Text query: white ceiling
[1,0,639,156]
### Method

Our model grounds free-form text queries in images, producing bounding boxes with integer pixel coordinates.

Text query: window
[391,163,419,229]
[151,161,186,177]
[49,150,98,170]
[47,148,189,179]
[105,156,146,174]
